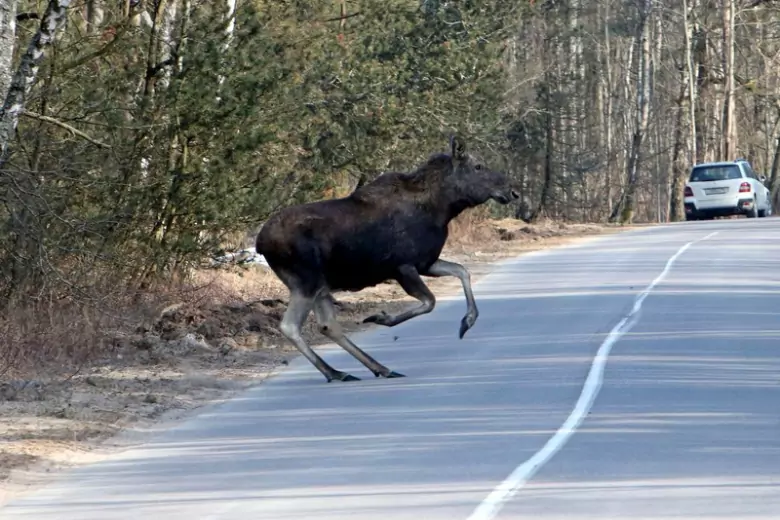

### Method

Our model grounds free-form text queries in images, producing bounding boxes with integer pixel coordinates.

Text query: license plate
[704,187,728,195]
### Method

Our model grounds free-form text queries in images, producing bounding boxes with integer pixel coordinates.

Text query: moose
[255,135,521,382]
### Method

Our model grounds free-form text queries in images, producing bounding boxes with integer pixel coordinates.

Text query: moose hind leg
[314,294,404,378]
[423,259,479,338]
[363,265,436,328]
[280,291,360,383]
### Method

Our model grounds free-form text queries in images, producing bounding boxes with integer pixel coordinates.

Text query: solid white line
[465,230,720,520]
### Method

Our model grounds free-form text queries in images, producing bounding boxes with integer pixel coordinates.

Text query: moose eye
[475,164,482,170]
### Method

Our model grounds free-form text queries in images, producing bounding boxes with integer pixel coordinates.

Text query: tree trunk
[84,0,103,35]
[216,0,236,96]
[669,81,689,222]
[0,0,17,102]
[682,0,698,166]
[651,4,664,222]
[721,0,736,160]
[599,0,615,219]
[621,35,636,190]
[611,0,652,224]
[158,0,178,91]
[692,14,707,163]
[0,0,71,165]
[563,0,582,221]
[531,82,554,223]
[768,136,780,207]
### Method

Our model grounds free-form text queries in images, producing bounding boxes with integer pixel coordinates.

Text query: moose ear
[450,135,467,161]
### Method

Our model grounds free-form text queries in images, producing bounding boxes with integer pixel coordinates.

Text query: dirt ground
[0,218,636,505]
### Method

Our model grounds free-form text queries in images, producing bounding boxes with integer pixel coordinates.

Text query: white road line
[465,230,720,520]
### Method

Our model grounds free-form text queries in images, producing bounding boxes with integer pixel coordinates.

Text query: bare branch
[22,111,112,148]
[58,23,130,74]
[322,11,361,22]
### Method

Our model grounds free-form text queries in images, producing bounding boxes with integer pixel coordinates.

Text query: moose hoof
[329,372,361,382]
[459,313,478,339]
[363,311,392,326]
[458,323,468,339]
[373,369,405,378]
[458,320,471,339]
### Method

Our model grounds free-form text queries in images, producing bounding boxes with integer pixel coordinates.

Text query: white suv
[684,159,772,220]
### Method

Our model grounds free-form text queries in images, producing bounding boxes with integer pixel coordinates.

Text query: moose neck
[437,190,491,226]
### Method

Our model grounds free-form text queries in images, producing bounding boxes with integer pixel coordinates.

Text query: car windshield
[689,165,742,182]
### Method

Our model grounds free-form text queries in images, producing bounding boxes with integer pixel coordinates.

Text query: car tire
[759,199,771,217]
[747,198,759,218]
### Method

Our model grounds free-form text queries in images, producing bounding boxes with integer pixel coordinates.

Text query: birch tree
[669,0,699,221]
[0,0,71,164]
[721,0,736,160]
[0,0,17,101]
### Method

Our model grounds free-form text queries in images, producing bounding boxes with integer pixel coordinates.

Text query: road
[2,218,779,519]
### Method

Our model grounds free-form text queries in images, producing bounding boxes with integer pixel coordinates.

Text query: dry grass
[447,205,496,247]
[0,212,635,505]
[0,296,126,382]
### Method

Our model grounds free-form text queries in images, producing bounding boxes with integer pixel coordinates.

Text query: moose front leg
[363,265,436,328]
[422,259,478,339]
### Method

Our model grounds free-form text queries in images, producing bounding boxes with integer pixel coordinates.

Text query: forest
[0,0,779,350]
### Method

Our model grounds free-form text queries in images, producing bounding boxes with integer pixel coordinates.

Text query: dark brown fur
[256,136,519,383]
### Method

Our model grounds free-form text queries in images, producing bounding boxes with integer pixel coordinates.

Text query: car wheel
[747,198,759,218]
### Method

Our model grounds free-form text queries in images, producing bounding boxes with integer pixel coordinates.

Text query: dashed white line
[465,230,720,520]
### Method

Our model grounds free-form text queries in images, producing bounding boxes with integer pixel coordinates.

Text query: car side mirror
[759,175,767,184]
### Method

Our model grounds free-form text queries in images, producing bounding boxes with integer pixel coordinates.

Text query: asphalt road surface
[2,218,779,520]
